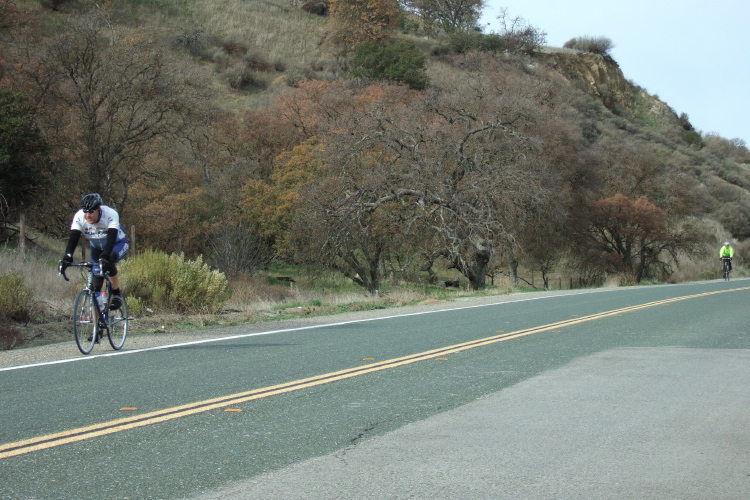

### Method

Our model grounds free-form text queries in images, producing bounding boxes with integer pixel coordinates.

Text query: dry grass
[170,0,330,110]
[0,248,78,320]
[15,0,330,111]
[187,0,326,61]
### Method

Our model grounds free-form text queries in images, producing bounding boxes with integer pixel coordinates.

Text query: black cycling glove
[60,253,73,272]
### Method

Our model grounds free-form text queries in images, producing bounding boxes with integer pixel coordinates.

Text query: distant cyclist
[719,241,734,273]
[60,193,129,310]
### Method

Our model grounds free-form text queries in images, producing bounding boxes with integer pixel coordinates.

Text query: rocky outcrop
[543,50,683,130]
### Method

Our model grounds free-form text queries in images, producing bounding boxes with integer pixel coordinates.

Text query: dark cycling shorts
[89,239,130,265]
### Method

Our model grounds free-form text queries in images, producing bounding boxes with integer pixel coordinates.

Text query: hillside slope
[6,0,750,254]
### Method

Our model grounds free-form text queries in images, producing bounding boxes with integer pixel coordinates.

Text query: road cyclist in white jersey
[60,193,130,310]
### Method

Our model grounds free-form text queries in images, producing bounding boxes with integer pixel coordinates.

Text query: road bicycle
[721,257,732,281]
[58,261,129,354]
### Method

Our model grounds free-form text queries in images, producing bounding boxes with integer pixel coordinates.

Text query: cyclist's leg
[89,246,105,292]
[108,239,129,310]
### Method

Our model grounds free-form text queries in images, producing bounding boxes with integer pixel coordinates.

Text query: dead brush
[0,319,23,350]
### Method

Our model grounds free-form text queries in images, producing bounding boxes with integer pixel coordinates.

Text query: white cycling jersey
[70,205,127,250]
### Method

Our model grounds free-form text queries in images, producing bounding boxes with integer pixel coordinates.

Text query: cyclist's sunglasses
[83,208,99,214]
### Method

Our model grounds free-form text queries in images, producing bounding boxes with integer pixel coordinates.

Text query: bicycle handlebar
[58,260,109,282]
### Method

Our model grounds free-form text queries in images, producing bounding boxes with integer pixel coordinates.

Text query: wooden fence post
[130,225,136,256]
[19,213,25,256]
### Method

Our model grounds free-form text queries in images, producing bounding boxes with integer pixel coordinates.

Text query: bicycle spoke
[107,296,128,350]
[73,290,96,355]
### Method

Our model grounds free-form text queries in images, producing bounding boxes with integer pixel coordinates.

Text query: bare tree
[490,8,546,55]
[290,53,570,290]
[209,219,274,277]
[12,9,203,218]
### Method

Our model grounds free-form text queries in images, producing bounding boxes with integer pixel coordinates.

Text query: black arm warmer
[104,228,118,256]
[64,230,82,256]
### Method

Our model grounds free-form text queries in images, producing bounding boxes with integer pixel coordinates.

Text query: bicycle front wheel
[73,290,96,355]
[107,296,128,350]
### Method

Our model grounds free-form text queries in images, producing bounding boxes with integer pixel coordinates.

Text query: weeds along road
[1,280,750,499]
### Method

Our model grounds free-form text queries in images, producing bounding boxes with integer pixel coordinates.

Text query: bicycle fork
[87,291,106,343]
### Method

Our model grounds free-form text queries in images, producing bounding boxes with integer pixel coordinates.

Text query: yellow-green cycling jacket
[720,245,734,258]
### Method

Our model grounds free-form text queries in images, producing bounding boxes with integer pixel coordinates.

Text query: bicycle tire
[107,296,128,350]
[73,290,97,355]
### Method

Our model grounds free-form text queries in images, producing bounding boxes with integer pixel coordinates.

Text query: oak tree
[327,0,400,53]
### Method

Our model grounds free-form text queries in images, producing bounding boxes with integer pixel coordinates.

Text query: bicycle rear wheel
[73,290,97,355]
[107,296,128,350]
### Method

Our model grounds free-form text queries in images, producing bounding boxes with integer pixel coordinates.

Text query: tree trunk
[464,246,491,290]
[508,245,519,287]
[469,257,488,290]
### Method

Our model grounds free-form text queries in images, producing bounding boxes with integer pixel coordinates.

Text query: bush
[563,36,615,56]
[350,40,428,90]
[121,250,230,314]
[224,64,267,90]
[683,130,703,148]
[174,32,213,59]
[0,271,34,323]
[302,1,328,16]
[0,320,22,350]
[39,0,71,11]
[478,33,505,53]
[700,270,717,280]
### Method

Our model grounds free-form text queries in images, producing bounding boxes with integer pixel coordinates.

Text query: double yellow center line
[1,287,745,459]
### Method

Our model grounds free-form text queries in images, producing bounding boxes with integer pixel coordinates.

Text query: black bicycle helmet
[80,193,103,212]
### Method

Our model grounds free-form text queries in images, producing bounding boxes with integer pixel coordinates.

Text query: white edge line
[0,281,735,373]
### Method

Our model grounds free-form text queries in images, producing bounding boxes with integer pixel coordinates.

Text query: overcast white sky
[480,0,750,145]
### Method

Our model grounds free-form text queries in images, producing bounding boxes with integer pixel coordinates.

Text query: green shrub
[350,40,428,90]
[563,36,615,56]
[700,270,717,280]
[0,272,34,323]
[448,30,482,54]
[683,130,703,148]
[478,33,505,53]
[121,250,230,313]
[448,31,505,55]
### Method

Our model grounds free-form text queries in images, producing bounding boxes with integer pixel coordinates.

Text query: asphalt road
[1,280,749,499]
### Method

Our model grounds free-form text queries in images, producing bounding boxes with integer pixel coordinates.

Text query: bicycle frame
[722,257,732,281]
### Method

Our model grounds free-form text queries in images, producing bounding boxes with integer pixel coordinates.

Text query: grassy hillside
[8,0,750,250]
